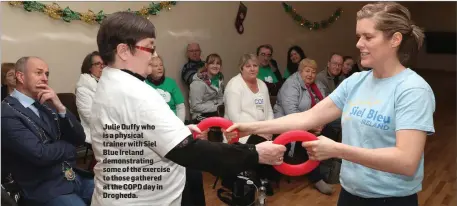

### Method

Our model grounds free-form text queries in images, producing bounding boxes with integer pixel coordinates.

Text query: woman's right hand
[226,123,252,138]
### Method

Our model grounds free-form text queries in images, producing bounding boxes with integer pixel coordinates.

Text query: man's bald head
[187,43,200,50]
[186,43,201,61]
[15,56,47,72]
[15,56,49,98]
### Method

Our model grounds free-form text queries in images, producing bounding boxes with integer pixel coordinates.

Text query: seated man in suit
[1,56,93,206]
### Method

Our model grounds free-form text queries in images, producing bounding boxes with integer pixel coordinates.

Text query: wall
[404,1,456,72]
[1,1,366,94]
[2,2,451,118]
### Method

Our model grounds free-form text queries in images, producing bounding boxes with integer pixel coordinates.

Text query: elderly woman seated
[145,56,186,121]
[224,53,277,195]
[273,58,334,195]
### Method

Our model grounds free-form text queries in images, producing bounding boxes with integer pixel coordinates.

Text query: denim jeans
[337,188,418,206]
[22,174,94,206]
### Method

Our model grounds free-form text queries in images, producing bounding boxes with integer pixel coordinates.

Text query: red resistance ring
[273,130,320,176]
[192,117,240,144]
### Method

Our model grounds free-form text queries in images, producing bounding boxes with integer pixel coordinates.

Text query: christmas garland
[282,2,342,31]
[8,1,177,25]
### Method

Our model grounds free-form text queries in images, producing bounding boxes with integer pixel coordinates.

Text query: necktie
[33,102,51,128]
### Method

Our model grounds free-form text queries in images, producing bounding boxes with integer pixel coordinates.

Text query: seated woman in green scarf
[189,53,225,123]
[145,56,186,121]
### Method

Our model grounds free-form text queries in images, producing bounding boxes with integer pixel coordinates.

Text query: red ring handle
[273,130,320,176]
[192,117,240,144]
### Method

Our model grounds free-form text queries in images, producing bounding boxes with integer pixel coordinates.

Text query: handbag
[217,172,257,206]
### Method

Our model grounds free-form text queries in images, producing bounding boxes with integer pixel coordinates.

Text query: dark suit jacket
[1,96,85,203]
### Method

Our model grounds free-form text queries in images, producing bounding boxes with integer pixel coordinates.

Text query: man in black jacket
[1,56,92,206]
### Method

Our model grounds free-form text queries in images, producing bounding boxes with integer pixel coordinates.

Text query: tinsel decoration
[43,3,62,20]
[282,2,342,31]
[8,1,177,25]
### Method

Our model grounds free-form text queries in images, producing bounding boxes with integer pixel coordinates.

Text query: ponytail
[410,24,425,50]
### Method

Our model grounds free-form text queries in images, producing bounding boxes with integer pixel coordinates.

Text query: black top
[1,85,9,101]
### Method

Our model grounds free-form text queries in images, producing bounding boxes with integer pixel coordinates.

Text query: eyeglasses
[136,45,156,55]
[330,62,343,67]
[260,53,272,58]
[92,62,104,67]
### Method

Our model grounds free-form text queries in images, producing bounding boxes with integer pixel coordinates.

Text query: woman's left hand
[302,135,339,161]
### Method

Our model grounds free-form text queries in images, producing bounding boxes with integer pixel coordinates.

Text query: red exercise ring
[273,130,320,176]
[192,117,240,144]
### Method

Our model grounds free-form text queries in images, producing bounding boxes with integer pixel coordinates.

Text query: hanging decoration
[8,1,177,25]
[282,2,342,31]
[234,2,248,35]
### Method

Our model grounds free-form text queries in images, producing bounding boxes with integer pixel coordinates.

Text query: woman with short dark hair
[75,51,105,144]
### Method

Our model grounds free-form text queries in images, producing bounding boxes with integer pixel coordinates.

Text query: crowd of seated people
[1,41,358,205]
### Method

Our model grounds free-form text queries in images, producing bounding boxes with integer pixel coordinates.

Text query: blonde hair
[357,2,424,66]
[1,63,16,83]
[150,55,163,63]
[298,58,318,72]
[238,54,258,72]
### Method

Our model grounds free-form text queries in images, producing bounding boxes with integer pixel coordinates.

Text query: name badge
[254,95,264,111]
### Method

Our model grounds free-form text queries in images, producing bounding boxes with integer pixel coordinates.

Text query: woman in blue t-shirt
[226,2,434,206]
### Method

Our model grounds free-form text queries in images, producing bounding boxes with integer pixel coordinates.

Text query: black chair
[57,93,92,164]
[56,93,80,122]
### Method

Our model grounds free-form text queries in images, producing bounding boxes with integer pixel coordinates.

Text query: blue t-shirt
[329,68,435,198]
